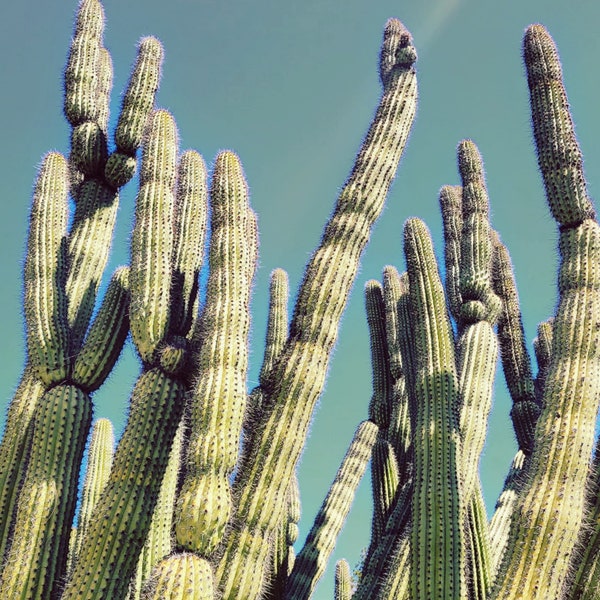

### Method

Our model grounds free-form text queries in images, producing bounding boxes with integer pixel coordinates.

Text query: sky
[1,0,600,597]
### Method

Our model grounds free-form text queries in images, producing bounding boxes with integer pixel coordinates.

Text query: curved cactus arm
[175,151,258,556]
[404,217,464,600]
[285,421,378,599]
[334,559,353,600]
[0,385,92,599]
[217,20,417,599]
[72,266,130,392]
[105,36,164,189]
[491,236,539,454]
[492,25,600,599]
[67,417,114,575]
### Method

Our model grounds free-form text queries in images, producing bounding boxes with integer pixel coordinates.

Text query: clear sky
[1,1,600,597]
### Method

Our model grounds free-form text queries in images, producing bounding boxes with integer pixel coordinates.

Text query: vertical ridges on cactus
[217,21,417,598]
[285,420,378,599]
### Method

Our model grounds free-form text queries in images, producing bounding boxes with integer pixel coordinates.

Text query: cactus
[4,1,600,599]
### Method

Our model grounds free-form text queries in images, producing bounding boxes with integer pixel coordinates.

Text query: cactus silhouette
[2,1,600,599]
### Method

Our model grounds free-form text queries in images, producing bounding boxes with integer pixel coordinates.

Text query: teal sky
[1,1,600,597]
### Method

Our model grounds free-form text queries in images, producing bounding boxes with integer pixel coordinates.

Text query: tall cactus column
[492,25,600,599]
[215,19,418,599]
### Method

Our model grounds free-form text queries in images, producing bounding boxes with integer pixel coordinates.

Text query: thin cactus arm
[284,420,378,599]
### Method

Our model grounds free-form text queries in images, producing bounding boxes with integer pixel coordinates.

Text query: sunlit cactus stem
[217,19,417,599]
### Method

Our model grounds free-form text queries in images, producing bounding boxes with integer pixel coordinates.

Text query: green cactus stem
[175,150,257,556]
[492,237,539,454]
[492,25,600,598]
[140,553,214,600]
[0,385,92,599]
[285,420,378,599]
[129,419,184,599]
[334,560,352,600]
[217,20,417,598]
[67,417,114,574]
[404,217,464,600]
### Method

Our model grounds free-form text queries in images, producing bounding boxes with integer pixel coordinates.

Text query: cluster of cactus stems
[2,1,600,599]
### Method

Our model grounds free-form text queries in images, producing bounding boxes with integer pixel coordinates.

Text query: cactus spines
[334,559,352,600]
[285,420,378,599]
[114,36,164,156]
[24,152,70,386]
[130,110,178,364]
[524,24,595,226]
[63,0,104,126]
[141,553,214,600]
[71,267,130,391]
[404,217,464,600]
[492,26,600,598]
[492,238,539,454]
[216,21,417,598]
[175,150,257,554]
[67,417,114,573]
[0,385,92,599]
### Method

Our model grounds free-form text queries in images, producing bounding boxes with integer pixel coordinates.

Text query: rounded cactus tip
[380,18,417,85]
[457,139,484,179]
[523,24,562,84]
[138,35,165,63]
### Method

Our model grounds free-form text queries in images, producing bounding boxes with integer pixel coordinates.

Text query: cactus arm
[492,25,600,599]
[492,237,539,454]
[334,559,352,600]
[170,150,208,337]
[439,185,464,321]
[285,420,378,599]
[175,151,257,555]
[404,217,464,600]
[488,450,528,575]
[381,266,412,478]
[466,489,492,600]
[67,417,114,575]
[72,267,130,392]
[365,280,393,430]
[24,152,71,386]
[218,22,417,598]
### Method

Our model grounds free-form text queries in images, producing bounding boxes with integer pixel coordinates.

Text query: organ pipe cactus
[3,0,600,598]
